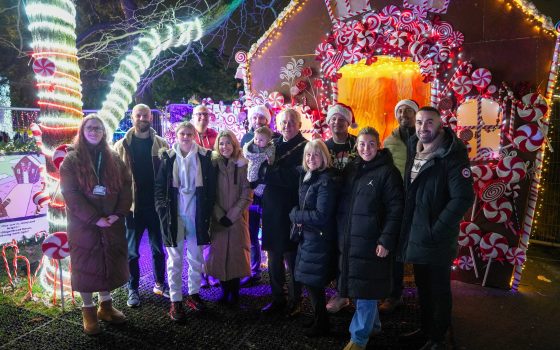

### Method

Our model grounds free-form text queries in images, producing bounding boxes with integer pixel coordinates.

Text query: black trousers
[305,284,327,321]
[390,260,404,299]
[267,250,301,303]
[413,264,452,342]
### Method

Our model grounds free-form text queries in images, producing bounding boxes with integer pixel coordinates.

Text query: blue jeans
[349,299,382,347]
[126,208,166,290]
[248,203,262,277]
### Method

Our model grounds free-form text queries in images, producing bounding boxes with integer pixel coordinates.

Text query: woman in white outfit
[155,121,216,322]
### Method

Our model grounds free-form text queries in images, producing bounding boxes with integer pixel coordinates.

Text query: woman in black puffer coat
[337,127,404,350]
[289,139,337,337]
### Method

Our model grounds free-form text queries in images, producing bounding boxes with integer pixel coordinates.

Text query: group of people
[59,99,474,350]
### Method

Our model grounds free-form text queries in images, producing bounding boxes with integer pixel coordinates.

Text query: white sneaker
[153,283,170,298]
[326,295,350,313]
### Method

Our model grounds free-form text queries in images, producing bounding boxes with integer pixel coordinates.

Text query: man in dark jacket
[240,105,279,286]
[397,107,474,350]
[260,108,307,316]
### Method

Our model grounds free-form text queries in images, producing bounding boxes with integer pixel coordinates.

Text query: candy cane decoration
[430,79,439,107]
[331,81,338,103]
[441,61,472,98]
[476,95,483,156]
[324,0,335,23]
[511,35,559,291]
[343,0,351,14]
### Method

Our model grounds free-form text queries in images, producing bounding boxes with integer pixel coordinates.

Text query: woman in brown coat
[60,114,132,335]
[206,130,253,305]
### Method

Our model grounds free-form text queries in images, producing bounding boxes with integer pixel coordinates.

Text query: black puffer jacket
[261,133,307,253]
[337,149,404,300]
[154,147,217,247]
[290,168,337,288]
[396,128,474,266]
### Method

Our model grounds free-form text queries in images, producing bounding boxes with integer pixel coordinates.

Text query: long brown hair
[73,114,123,194]
[213,130,242,160]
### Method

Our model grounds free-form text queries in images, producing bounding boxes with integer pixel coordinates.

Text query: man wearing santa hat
[240,105,280,286]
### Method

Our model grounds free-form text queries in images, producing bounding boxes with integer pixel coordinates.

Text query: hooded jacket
[154,145,216,247]
[397,127,474,266]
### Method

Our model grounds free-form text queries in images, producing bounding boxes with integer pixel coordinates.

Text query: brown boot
[342,340,365,350]
[97,300,126,324]
[82,306,101,335]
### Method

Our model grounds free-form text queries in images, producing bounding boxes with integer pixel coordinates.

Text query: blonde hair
[357,126,380,144]
[302,139,332,172]
[254,126,273,140]
[213,129,241,160]
[132,104,151,116]
[175,121,196,134]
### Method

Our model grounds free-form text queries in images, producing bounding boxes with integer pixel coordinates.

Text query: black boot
[229,278,240,305]
[304,311,329,337]
[218,280,230,304]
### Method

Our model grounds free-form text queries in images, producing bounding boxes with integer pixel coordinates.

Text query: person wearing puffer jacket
[337,127,404,350]
[154,121,216,322]
[379,99,418,315]
[289,139,337,338]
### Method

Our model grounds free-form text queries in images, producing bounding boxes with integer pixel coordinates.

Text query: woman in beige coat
[206,130,253,305]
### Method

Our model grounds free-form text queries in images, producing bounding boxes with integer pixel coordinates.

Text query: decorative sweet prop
[479,179,507,203]
[2,240,34,298]
[506,247,526,266]
[32,182,50,214]
[268,92,285,108]
[459,221,481,278]
[513,124,544,152]
[29,123,43,149]
[483,197,513,223]
[52,144,70,169]
[32,57,56,77]
[452,75,473,96]
[458,255,474,271]
[234,50,248,64]
[471,164,494,183]
[471,68,492,90]
[516,93,548,123]
[42,232,70,309]
[497,156,527,184]
[480,232,509,287]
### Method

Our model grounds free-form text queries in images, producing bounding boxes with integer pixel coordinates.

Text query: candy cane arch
[511,33,560,291]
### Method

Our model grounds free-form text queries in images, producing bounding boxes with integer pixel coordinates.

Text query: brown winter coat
[205,155,253,281]
[60,150,132,292]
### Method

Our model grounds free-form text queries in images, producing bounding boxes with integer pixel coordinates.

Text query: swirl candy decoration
[32,57,56,77]
[483,197,513,223]
[458,255,474,271]
[363,12,382,32]
[459,221,482,278]
[481,232,509,287]
[41,232,70,260]
[380,5,401,27]
[356,30,374,49]
[517,93,548,123]
[506,247,526,266]
[471,68,492,90]
[268,92,285,109]
[234,50,247,64]
[452,76,473,96]
[496,156,527,184]
[434,21,454,41]
[514,123,544,152]
[449,31,465,47]
[343,45,364,64]
[388,31,408,49]
[479,179,506,202]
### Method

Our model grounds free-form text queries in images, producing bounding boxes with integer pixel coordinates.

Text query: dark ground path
[0,236,558,350]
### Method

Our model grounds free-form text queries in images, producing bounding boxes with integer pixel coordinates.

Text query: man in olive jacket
[397,107,474,350]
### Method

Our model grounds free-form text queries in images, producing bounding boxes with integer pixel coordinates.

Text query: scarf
[410,130,445,183]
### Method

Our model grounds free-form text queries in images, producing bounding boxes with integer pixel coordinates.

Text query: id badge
[93,185,107,196]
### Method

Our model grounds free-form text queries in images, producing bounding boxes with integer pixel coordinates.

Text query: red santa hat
[326,103,358,129]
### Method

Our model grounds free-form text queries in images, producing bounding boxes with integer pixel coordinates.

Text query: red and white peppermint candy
[356,30,374,49]
[32,190,50,207]
[483,197,513,223]
[452,76,473,96]
[389,31,408,49]
[497,156,526,184]
[427,45,450,64]
[234,50,247,64]
[517,93,548,122]
[471,164,494,182]
[363,12,382,32]
[343,45,364,64]
[442,113,457,130]
[349,20,364,37]
[409,40,429,61]
[458,255,474,270]
[380,5,401,27]
[459,221,482,247]
[42,232,70,259]
[471,68,492,90]
[412,20,432,36]
[434,21,454,41]
[267,92,285,109]
[33,58,56,77]
[231,100,242,111]
[397,10,416,32]
[479,179,507,203]
[514,123,544,152]
[506,247,526,266]
[419,58,436,82]
[52,144,70,169]
[449,31,465,47]
[335,23,354,46]
[480,232,509,259]
[315,42,335,60]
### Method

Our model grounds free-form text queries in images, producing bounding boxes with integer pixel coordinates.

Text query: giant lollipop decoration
[42,232,70,310]
[483,197,512,223]
[480,232,509,287]
[513,124,544,152]
[459,221,481,278]
[496,156,527,184]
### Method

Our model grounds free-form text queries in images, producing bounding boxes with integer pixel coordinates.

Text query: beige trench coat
[206,156,253,281]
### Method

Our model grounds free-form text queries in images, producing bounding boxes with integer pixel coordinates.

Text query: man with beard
[397,106,474,350]
[379,99,418,314]
[114,104,169,308]
[240,105,280,286]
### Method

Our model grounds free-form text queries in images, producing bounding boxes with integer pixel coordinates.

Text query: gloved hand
[219,216,233,227]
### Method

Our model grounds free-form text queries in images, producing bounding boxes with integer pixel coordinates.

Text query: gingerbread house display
[239,0,559,289]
